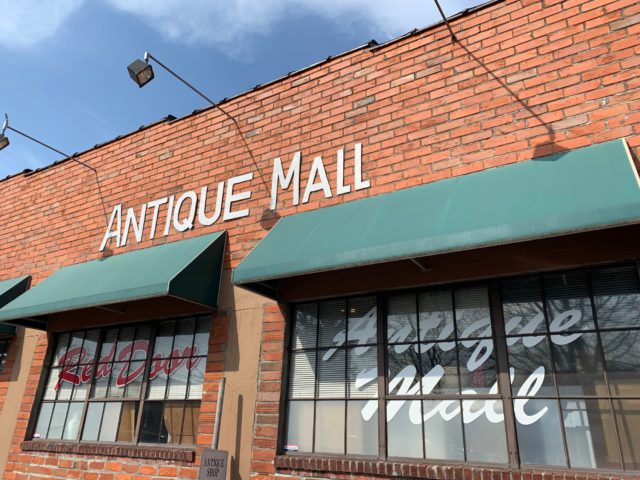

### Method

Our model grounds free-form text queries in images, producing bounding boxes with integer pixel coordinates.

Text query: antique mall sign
[99,143,370,251]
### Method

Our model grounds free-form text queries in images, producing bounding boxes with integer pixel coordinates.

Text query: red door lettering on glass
[54,340,201,390]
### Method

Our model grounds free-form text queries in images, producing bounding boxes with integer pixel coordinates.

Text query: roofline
[0,0,504,184]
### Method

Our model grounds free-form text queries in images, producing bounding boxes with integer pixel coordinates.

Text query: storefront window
[32,316,209,445]
[284,264,640,472]
[0,339,9,372]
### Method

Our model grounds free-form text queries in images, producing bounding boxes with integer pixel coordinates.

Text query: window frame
[280,262,640,474]
[27,314,210,447]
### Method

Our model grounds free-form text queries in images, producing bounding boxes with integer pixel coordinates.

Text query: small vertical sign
[199,449,228,480]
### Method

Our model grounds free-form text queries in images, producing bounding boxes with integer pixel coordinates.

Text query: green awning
[0,232,226,329]
[234,139,640,295]
[0,276,31,336]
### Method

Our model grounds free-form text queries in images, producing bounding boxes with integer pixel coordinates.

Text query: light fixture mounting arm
[432,0,457,42]
[144,52,235,123]
[2,113,96,173]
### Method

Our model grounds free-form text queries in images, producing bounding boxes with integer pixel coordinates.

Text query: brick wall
[0,0,639,477]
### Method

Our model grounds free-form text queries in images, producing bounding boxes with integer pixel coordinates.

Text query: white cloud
[104,0,466,56]
[0,0,484,54]
[0,0,85,49]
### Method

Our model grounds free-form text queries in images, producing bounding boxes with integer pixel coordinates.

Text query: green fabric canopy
[0,276,31,336]
[234,139,640,295]
[0,232,226,328]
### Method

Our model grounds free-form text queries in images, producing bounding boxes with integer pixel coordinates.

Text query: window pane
[80,330,100,364]
[115,327,135,361]
[502,277,546,336]
[163,402,186,444]
[180,403,199,445]
[166,359,189,400]
[455,287,491,338]
[72,376,91,401]
[459,340,497,394]
[347,297,377,345]
[420,343,458,395]
[93,363,110,398]
[285,401,313,453]
[63,402,83,440]
[57,370,74,400]
[288,351,316,399]
[419,290,454,341]
[81,402,104,441]
[139,401,164,443]
[613,399,640,471]
[601,330,640,396]
[173,319,196,356]
[508,338,555,397]
[132,325,151,361]
[116,402,138,442]
[563,399,621,470]
[318,300,346,348]
[52,333,71,366]
[99,328,117,360]
[553,333,607,396]
[47,402,70,439]
[98,402,122,441]
[515,399,565,466]
[592,265,640,329]
[318,348,345,398]
[544,271,595,332]
[0,340,7,371]
[67,332,85,363]
[153,322,175,359]
[108,362,128,398]
[423,400,463,461]
[193,318,210,357]
[187,359,205,400]
[387,345,420,395]
[147,370,168,400]
[314,400,344,454]
[43,368,61,400]
[347,400,377,455]
[293,304,317,350]
[387,294,417,343]
[387,399,423,458]
[33,402,54,439]
[462,399,508,464]
[347,347,377,398]
[124,361,145,398]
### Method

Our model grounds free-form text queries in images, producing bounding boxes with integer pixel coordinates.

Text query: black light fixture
[127,53,154,88]
[0,113,96,172]
[127,51,221,108]
[0,114,9,151]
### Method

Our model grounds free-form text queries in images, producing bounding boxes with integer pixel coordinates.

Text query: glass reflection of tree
[422,345,456,394]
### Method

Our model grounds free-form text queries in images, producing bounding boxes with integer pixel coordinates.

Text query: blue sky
[0,0,485,178]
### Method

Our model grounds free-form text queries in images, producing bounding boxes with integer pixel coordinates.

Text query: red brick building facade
[0,0,640,479]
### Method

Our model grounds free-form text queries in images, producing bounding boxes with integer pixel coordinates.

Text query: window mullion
[311,303,319,453]
[586,269,625,470]
[451,288,467,463]
[490,281,520,468]
[376,294,387,459]
[133,322,157,444]
[539,275,571,468]
[76,328,106,442]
